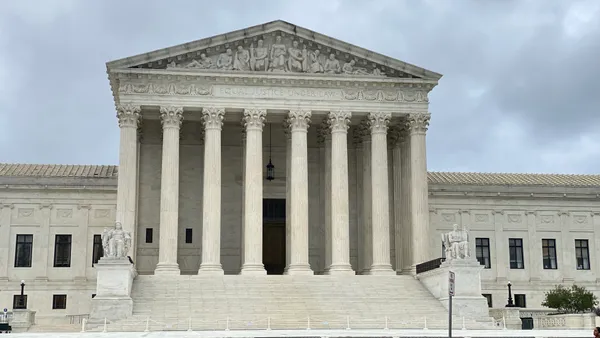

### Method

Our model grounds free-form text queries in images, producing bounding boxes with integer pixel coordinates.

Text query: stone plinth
[417,258,490,319]
[9,309,35,332]
[90,257,137,321]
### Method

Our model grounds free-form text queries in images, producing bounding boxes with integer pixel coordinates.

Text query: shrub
[542,284,598,314]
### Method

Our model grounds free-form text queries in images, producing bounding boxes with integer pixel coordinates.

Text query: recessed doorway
[263,199,286,275]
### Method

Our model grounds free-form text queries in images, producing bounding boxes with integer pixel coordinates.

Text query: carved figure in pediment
[343,60,370,75]
[373,68,385,77]
[166,61,178,69]
[307,49,324,73]
[324,53,341,74]
[250,40,268,71]
[287,40,305,72]
[101,221,132,259]
[269,36,288,72]
[217,49,234,70]
[199,54,215,69]
[233,46,250,71]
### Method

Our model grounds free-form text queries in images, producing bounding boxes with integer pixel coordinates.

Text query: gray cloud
[0,0,598,174]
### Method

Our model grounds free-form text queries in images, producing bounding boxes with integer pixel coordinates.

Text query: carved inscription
[213,85,341,100]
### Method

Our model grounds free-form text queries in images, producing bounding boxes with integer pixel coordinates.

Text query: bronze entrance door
[263,199,286,275]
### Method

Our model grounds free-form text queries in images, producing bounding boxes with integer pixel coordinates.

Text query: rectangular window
[509,238,524,269]
[542,239,558,269]
[514,294,527,308]
[52,295,67,310]
[14,234,33,268]
[185,228,193,244]
[482,294,492,308]
[145,228,153,243]
[475,238,491,268]
[12,295,27,309]
[575,239,590,270]
[53,235,72,267]
[92,234,103,266]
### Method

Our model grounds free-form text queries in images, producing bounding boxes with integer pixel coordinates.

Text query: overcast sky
[0,0,598,174]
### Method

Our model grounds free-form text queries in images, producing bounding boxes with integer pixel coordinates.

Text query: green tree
[542,284,598,314]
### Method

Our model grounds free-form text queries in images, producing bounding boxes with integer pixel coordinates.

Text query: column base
[240,263,267,275]
[154,262,181,275]
[284,264,314,275]
[198,263,224,275]
[365,264,395,275]
[324,264,355,275]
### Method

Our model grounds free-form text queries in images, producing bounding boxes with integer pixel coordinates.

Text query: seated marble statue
[101,222,132,259]
[441,224,470,260]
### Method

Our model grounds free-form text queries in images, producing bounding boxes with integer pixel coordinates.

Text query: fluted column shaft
[285,110,313,275]
[155,106,183,275]
[407,113,431,269]
[360,125,372,274]
[199,107,225,275]
[399,128,413,274]
[241,109,267,275]
[367,112,395,275]
[318,123,332,273]
[390,127,404,273]
[284,122,292,271]
[116,105,141,263]
[327,111,354,275]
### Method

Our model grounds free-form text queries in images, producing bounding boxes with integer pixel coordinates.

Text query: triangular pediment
[107,20,441,80]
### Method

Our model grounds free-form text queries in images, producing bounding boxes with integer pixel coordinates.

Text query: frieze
[139,33,410,79]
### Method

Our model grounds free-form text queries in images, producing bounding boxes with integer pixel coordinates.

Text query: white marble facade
[2,20,600,322]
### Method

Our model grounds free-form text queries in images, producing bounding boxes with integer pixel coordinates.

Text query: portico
[107,20,440,276]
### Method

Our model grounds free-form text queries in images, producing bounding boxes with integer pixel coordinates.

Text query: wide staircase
[89,274,495,332]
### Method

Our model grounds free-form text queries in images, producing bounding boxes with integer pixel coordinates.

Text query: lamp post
[505,281,515,307]
[19,280,26,309]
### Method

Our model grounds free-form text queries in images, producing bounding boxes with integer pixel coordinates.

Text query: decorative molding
[242,109,266,131]
[56,208,73,218]
[159,106,184,129]
[77,204,92,210]
[202,107,225,130]
[18,208,34,218]
[116,104,141,128]
[1,203,14,209]
[367,112,391,135]
[39,203,53,210]
[287,110,311,131]
[328,110,351,133]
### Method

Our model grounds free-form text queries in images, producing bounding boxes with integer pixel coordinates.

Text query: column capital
[317,119,331,146]
[160,106,184,129]
[243,109,266,131]
[116,104,141,128]
[202,107,225,130]
[287,110,311,131]
[329,110,351,133]
[367,112,392,135]
[406,112,431,134]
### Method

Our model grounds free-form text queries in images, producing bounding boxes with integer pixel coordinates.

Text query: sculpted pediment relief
[110,21,441,81]
[140,32,403,78]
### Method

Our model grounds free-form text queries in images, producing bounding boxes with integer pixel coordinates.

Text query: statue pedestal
[89,257,137,322]
[417,258,490,319]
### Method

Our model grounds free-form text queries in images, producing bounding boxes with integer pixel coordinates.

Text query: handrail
[416,257,445,274]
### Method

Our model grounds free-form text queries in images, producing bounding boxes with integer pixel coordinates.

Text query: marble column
[360,123,372,274]
[406,112,431,268]
[284,109,313,275]
[116,104,141,263]
[155,106,183,275]
[199,107,225,275]
[399,126,413,273]
[283,120,292,272]
[390,126,404,273]
[318,121,332,274]
[241,109,267,275]
[367,111,394,275]
[326,110,354,274]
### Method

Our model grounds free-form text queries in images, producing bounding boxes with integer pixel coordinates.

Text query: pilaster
[154,106,183,275]
[526,211,540,281]
[199,107,225,275]
[559,211,573,282]
[35,203,52,281]
[240,109,267,275]
[0,203,14,280]
[284,109,313,275]
[366,111,394,275]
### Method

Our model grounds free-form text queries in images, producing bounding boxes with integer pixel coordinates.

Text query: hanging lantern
[266,123,275,181]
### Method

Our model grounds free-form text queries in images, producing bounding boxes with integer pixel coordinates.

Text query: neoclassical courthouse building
[1,20,600,327]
